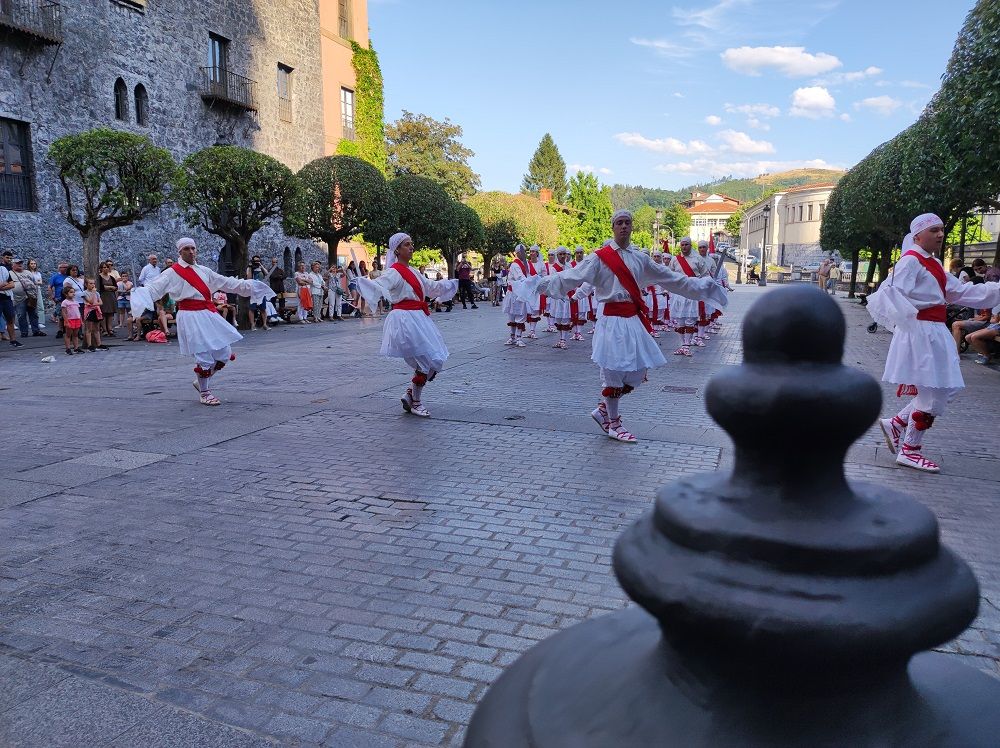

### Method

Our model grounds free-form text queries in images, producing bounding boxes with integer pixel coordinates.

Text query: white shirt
[533,241,727,309]
[307,272,325,293]
[130,259,269,316]
[0,266,12,298]
[138,263,161,287]
[358,265,458,305]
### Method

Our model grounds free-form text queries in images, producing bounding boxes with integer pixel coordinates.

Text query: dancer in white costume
[543,249,557,332]
[130,237,272,406]
[357,232,458,418]
[667,237,711,356]
[501,244,529,347]
[546,247,575,349]
[525,245,546,338]
[867,213,1000,472]
[516,211,727,442]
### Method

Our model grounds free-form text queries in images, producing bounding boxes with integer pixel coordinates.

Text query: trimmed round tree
[390,173,456,262]
[49,128,177,276]
[284,155,394,266]
[174,145,297,275]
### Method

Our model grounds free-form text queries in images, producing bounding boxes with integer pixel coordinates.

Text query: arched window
[283,247,292,276]
[114,78,129,121]
[294,247,303,269]
[134,84,149,126]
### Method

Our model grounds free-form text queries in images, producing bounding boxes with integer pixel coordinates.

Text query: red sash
[903,250,947,324]
[675,253,696,277]
[527,261,538,277]
[171,264,217,312]
[391,263,430,315]
[595,245,653,334]
[647,286,659,318]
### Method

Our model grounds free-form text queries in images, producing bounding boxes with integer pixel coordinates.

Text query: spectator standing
[307,261,326,321]
[62,265,86,321]
[817,256,832,290]
[0,252,17,345]
[268,256,286,314]
[245,255,270,331]
[48,261,68,337]
[60,285,83,354]
[98,261,117,336]
[138,254,160,286]
[26,259,46,330]
[346,260,362,317]
[294,261,312,323]
[82,277,108,350]
[827,263,841,296]
[456,254,478,309]
[116,271,133,332]
[10,258,44,337]
[325,265,345,320]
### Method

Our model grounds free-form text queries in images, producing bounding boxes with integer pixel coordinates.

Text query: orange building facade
[319,0,369,156]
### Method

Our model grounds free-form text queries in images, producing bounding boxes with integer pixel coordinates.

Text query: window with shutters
[0,118,35,212]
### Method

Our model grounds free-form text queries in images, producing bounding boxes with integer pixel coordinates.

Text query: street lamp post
[654,209,663,250]
[758,204,771,287]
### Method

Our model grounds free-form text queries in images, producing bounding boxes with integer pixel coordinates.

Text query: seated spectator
[432,271,454,313]
[949,258,968,281]
[952,307,990,352]
[213,290,237,327]
[968,304,1000,365]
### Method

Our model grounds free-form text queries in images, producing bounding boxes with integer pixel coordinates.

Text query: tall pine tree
[522,133,568,203]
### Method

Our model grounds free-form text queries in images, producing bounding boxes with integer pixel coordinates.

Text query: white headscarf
[910,213,943,237]
[901,233,916,251]
[513,243,526,259]
[176,237,196,251]
[386,232,410,267]
[611,209,632,224]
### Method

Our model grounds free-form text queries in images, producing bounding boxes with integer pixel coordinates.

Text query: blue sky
[369,0,976,192]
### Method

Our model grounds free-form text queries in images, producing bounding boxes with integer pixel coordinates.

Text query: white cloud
[789,86,837,118]
[745,117,770,130]
[716,129,775,154]
[654,157,842,179]
[614,132,712,155]
[569,164,613,176]
[705,115,723,126]
[673,92,685,98]
[855,95,902,116]
[812,66,882,86]
[721,46,841,77]
[839,113,852,122]
[723,102,780,129]
[630,37,692,59]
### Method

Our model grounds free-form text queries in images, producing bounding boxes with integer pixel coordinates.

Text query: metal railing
[0,0,62,44]
[198,67,258,112]
[0,173,34,212]
[277,95,292,123]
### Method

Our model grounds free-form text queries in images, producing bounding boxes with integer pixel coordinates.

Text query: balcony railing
[0,0,63,44]
[0,173,35,212]
[277,95,292,123]
[198,67,258,113]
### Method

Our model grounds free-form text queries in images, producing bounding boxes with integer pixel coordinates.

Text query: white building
[740,183,837,269]
[682,192,740,244]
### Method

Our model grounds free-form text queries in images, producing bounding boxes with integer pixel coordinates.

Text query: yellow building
[320,0,369,155]
[740,183,837,269]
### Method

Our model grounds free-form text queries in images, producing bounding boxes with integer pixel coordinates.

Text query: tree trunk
[327,237,341,268]
[444,248,457,280]
[959,216,967,264]
[864,245,880,293]
[876,242,892,289]
[231,236,252,329]
[82,227,103,277]
[848,247,860,298]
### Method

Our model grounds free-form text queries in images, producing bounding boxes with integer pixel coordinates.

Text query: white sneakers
[514,338,526,347]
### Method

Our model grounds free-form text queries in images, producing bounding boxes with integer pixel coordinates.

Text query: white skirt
[501,292,527,317]
[381,309,449,373]
[177,309,242,356]
[591,315,666,371]
[883,321,965,389]
[547,298,571,320]
[670,294,699,319]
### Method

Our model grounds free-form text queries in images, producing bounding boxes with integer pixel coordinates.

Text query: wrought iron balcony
[198,67,258,113]
[0,0,63,44]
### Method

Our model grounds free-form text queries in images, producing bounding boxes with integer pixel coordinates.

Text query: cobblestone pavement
[1,285,998,746]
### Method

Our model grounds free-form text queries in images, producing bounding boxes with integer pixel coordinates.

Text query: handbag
[15,274,36,309]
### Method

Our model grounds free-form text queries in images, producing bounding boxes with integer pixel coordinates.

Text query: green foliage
[390,174,456,252]
[947,214,993,246]
[386,111,480,199]
[610,184,687,211]
[335,139,360,157]
[661,203,691,240]
[521,133,567,203]
[349,41,387,174]
[725,206,745,238]
[49,127,177,274]
[283,155,394,265]
[562,172,613,247]
[632,230,653,249]
[174,145,296,272]
[466,191,559,251]
[481,218,520,267]
[411,248,443,268]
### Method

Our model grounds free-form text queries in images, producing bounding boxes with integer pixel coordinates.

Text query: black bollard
[465,286,1000,747]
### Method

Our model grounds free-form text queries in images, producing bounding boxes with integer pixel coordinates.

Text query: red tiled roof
[686,202,739,214]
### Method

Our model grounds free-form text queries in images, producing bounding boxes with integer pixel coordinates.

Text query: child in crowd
[116,271,133,331]
[60,286,83,354]
[82,277,108,351]
[213,290,236,327]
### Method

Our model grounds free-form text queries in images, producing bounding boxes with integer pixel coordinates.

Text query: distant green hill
[610,169,845,210]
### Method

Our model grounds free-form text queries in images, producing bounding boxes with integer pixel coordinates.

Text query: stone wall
[0,0,332,279]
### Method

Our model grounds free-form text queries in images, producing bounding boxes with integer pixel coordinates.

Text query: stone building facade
[740,183,837,269]
[0,0,369,279]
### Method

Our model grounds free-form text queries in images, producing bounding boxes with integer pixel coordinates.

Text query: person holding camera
[245,255,271,331]
[10,258,44,338]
